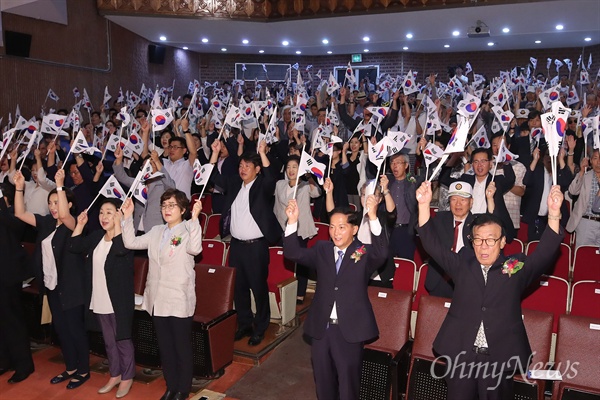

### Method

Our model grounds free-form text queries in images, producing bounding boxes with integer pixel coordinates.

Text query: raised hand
[121,198,134,219]
[285,199,299,224]
[55,168,66,187]
[14,170,25,190]
[323,177,334,193]
[416,181,432,205]
[191,200,202,220]
[76,211,88,227]
[365,195,378,221]
[547,185,564,215]
[486,181,496,200]
[380,174,389,191]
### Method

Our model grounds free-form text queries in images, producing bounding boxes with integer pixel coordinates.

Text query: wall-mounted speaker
[4,31,32,58]
[148,44,166,64]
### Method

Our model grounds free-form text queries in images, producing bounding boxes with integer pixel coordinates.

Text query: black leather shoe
[160,389,175,400]
[234,327,253,341]
[66,373,90,389]
[171,392,189,400]
[50,370,75,384]
[8,368,34,384]
[248,334,264,346]
[0,368,9,376]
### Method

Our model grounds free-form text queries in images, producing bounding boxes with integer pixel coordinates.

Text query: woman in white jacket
[121,189,202,400]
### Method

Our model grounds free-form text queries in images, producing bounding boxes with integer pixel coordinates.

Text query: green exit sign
[351,54,362,63]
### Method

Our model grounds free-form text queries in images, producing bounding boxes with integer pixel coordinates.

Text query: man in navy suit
[415,181,564,399]
[283,197,388,400]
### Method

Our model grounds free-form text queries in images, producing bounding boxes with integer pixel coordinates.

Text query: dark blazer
[211,163,282,244]
[513,135,548,168]
[0,205,29,286]
[440,165,516,242]
[283,228,389,343]
[69,231,135,341]
[522,164,572,226]
[425,211,475,298]
[417,219,563,369]
[338,103,399,135]
[33,214,85,310]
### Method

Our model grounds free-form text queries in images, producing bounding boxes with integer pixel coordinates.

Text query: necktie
[451,221,462,252]
[335,250,344,273]
[474,266,491,348]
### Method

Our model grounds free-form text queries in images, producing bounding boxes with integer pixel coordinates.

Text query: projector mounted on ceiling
[467,20,490,38]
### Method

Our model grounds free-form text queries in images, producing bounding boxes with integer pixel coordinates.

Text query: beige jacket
[122,217,202,317]
[566,170,594,233]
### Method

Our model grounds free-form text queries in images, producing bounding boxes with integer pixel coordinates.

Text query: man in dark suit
[441,148,516,242]
[425,181,476,298]
[209,139,282,346]
[415,181,564,399]
[283,198,388,400]
[512,110,546,168]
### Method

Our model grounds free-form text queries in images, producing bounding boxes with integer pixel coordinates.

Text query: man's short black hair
[329,207,360,227]
[470,147,492,163]
[182,94,192,100]
[239,152,262,169]
[168,137,187,150]
[136,110,148,118]
[528,110,541,120]
[470,213,506,239]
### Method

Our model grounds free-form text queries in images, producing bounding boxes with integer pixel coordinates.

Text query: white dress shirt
[231,178,263,240]
[472,179,487,214]
[163,157,193,199]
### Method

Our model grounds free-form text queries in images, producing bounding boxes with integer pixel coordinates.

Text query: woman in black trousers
[14,169,90,389]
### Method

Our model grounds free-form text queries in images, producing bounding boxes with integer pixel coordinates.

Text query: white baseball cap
[448,181,473,198]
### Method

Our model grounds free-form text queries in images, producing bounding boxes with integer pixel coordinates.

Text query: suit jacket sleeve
[121,217,152,250]
[366,224,389,275]
[521,225,564,286]
[185,219,203,256]
[416,218,462,279]
[380,107,399,132]
[496,163,515,194]
[283,231,319,270]
[338,103,359,131]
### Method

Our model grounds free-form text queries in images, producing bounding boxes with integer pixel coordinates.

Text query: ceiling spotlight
[406,33,413,39]
[159,36,167,41]
[403,46,409,50]
[584,37,592,42]
[444,44,450,48]
[327,50,333,54]
[296,50,302,54]
[259,50,264,53]
[322,39,329,44]
[201,38,208,43]
[221,48,227,52]
[363,36,370,42]
[282,40,289,46]
[555,24,564,30]
[535,40,541,44]
[502,27,510,33]
[364,49,369,52]
[182,46,188,50]
[487,42,494,46]
[242,39,249,44]
[452,31,460,36]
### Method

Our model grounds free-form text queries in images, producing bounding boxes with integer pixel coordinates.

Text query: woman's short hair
[160,189,190,217]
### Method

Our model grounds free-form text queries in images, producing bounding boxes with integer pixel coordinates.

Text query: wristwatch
[56,186,65,192]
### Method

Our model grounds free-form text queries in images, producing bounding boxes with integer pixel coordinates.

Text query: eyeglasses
[472,159,490,165]
[567,120,576,124]
[168,145,185,150]
[471,237,502,246]
[160,203,179,210]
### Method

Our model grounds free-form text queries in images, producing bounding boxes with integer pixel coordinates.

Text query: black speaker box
[4,31,32,58]
[148,44,166,64]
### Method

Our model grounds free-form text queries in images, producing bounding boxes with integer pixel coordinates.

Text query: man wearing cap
[425,181,476,298]
[415,180,565,399]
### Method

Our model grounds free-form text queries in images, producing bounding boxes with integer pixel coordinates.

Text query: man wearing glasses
[162,126,197,199]
[415,180,564,400]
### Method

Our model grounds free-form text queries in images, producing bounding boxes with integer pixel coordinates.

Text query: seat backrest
[569,280,600,319]
[195,239,226,266]
[366,287,412,356]
[392,257,416,292]
[554,314,600,389]
[517,220,529,243]
[133,257,149,295]
[412,295,451,359]
[503,238,524,256]
[201,194,213,215]
[268,247,295,285]
[525,241,571,280]
[199,212,208,235]
[307,222,330,248]
[521,308,554,368]
[194,263,236,322]
[412,263,429,311]
[204,213,222,240]
[413,237,429,269]
[573,245,600,282]
[521,275,569,333]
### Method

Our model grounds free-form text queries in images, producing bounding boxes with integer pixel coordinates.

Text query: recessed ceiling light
[556,24,564,30]
[487,42,494,46]
[406,33,413,39]
[221,48,227,52]
[201,38,208,43]
[296,50,302,54]
[159,36,167,41]
[535,40,541,44]
[452,31,460,36]
[282,40,289,46]
[364,49,369,52]
[444,44,450,48]
[403,46,409,50]
[242,39,249,44]
[502,27,510,33]
[585,37,592,42]
[182,46,188,50]
[259,50,264,53]
[322,39,329,44]
[327,50,332,54]
[363,36,370,42]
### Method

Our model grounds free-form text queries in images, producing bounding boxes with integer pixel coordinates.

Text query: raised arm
[13,170,36,227]
[120,198,151,250]
[55,169,76,231]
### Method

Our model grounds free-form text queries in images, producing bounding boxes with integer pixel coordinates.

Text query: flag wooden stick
[425,162,430,180]
[293,144,306,199]
[61,146,74,170]
[18,151,29,171]
[427,154,448,182]
[87,192,103,212]
[491,138,504,182]
[551,154,557,186]
[327,150,334,179]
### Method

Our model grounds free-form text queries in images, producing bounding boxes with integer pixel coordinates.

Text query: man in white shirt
[162,121,197,199]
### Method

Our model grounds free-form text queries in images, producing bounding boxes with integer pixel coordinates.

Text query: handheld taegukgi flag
[151,108,174,132]
[471,125,491,149]
[368,136,389,168]
[87,175,126,211]
[14,115,28,131]
[386,130,412,156]
[457,92,481,121]
[423,141,444,167]
[488,83,509,108]
[402,70,419,95]
[46,89,60,102]
[566,86,580,106]
[539,85,562,110]
[326,72,340,95]
[443,115,470,155]
[103,86,112,106]
[0,129,16,161]
[41,114,67,135]
[224,105,242,129]
[298,149,326,186]
[492,105,514,133]
[344,62,356,87]
[424,96,441,135]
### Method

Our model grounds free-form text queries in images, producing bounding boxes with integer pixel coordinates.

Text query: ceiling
[105,0,600,56]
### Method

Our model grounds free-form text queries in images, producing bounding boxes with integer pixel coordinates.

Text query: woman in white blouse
[121,189,202,400]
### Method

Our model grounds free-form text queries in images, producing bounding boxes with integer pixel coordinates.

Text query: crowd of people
[0,58,599,400]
